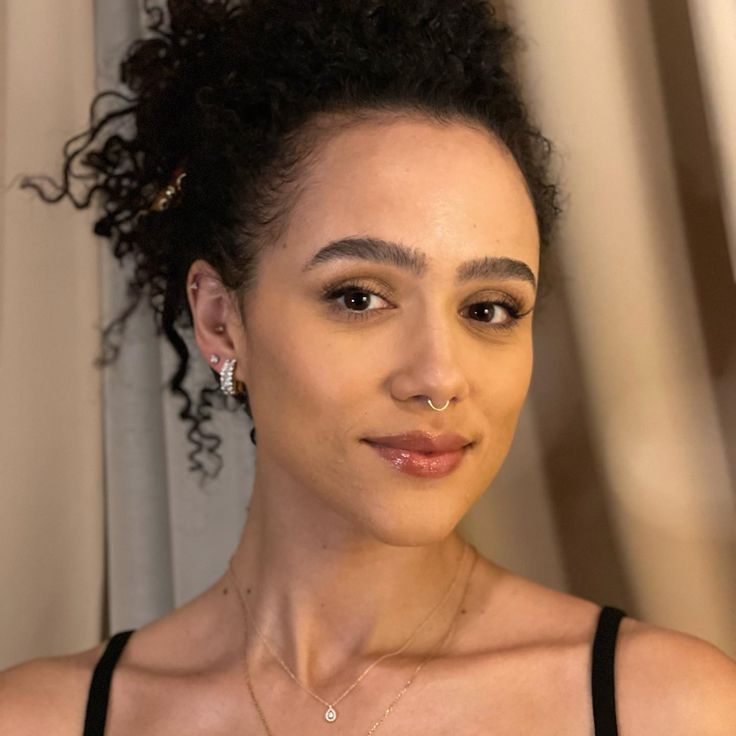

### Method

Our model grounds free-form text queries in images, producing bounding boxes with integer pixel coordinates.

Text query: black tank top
[82,605,627,735]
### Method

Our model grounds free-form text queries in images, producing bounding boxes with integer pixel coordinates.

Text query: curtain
[493,0,736,654]
[2,0,734,668]
[0,0,104,668]
[687,0,736,280]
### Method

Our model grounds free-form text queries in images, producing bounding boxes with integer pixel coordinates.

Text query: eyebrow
[302,236,537,290]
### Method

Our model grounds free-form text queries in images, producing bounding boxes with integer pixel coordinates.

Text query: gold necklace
[238,547,477,735]
[227,541,469,723]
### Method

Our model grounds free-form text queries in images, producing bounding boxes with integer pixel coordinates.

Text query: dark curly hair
[22,0,563,485]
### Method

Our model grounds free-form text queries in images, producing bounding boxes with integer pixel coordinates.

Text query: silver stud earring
[209,354,220,364]
[215,325,225,334]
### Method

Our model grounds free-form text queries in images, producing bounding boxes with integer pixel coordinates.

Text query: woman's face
[227,114,539,546]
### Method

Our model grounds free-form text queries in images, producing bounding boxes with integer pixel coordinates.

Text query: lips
[362,431,472,453]
[362,432,473,478]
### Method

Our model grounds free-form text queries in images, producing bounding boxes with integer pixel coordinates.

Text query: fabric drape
[0,0,104,668]
[495,0,736,654]
[686,0,736,279]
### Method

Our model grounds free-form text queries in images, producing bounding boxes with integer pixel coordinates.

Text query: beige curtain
[462,0,736,656]
[2,0,734,670]
[687,0,736,279]
[0,0,105,669]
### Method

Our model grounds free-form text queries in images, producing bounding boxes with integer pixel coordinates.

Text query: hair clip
[150,164,187,212]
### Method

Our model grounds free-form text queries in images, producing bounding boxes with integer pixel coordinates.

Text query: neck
[226,479,473,690]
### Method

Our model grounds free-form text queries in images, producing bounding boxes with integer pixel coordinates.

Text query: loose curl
[22,0,563,484]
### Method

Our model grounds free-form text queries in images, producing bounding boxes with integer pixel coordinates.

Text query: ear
[186,258,246,380]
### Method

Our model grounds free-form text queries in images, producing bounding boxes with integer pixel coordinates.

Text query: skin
[1,113,735,735]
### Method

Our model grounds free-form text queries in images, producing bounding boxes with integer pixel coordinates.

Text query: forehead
[283,114,539,273]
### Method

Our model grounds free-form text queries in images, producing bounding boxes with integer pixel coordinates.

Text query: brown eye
[322,279,393,321]
[327,285,391,315]
[461,291,534,333]
[466,301,518,325]
[321,280,530,332]
[339,289,381,311]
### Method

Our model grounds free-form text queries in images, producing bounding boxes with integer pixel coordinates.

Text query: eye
[332,286,388,314]
[321,279,392,320]
[321,279,531,332]
[464,301,523,330]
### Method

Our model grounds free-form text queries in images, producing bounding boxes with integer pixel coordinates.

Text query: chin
[348,498,465,548]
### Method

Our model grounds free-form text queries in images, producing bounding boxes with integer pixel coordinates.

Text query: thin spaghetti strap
[591,605,626,736]
[82,630,135,736]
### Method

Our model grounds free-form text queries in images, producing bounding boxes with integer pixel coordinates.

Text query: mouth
[362,431,473,454]
[361,434,474,478]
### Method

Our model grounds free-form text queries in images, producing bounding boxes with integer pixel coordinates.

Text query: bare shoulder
[0,572,232,736]
[470,562,736,735]
[615,616,736,735]
[0,642,105,736]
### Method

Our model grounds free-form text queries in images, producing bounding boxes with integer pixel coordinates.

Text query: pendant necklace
[227,541,470,723]
[234,546,478,735]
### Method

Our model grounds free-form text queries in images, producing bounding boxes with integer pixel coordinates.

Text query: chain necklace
[237,546,477,736]
[227,541,469,724]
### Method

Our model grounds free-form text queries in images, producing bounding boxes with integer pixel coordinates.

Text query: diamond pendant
[325,706,337,722]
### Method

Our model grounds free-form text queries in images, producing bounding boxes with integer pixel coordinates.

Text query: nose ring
[427,398,450,412]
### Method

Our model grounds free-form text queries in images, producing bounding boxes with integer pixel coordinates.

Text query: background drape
[2,0,734,669]
[1,0,105,668]
[495,0,736,653]
[686,0,736,279]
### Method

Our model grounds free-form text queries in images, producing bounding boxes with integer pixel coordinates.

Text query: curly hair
[22,0,563,484]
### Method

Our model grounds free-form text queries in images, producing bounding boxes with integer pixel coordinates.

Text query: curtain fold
[501,0,736,655]
[0,0,104,668]
[686,0,736,280]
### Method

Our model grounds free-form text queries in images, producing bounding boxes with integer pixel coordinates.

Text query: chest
[106,644,597,736]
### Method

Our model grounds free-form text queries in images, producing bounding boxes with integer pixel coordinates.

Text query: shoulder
[472,565,736,735]
[615,616,736,735]
[0,642,105,735]
[0,582,236,736]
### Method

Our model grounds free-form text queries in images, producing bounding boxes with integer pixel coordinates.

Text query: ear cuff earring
[219,357,246,396]
[216,356,257,446]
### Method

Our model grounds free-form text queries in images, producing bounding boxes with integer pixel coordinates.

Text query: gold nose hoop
[427,398,450,411]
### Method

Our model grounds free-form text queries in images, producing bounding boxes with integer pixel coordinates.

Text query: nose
[389,312,470,409]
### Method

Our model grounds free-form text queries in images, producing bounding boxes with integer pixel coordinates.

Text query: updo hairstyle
[23,0,563,482]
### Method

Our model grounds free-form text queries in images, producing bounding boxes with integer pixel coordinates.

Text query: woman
[2,0,735,733]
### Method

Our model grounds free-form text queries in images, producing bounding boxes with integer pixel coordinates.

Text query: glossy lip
[361,431,474,478]
[362,431,473,453]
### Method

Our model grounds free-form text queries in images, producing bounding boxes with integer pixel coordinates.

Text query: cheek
[245,317,369,446]
[481,341,533,445]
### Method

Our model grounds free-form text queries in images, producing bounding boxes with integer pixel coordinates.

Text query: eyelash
[321,279,532,332]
